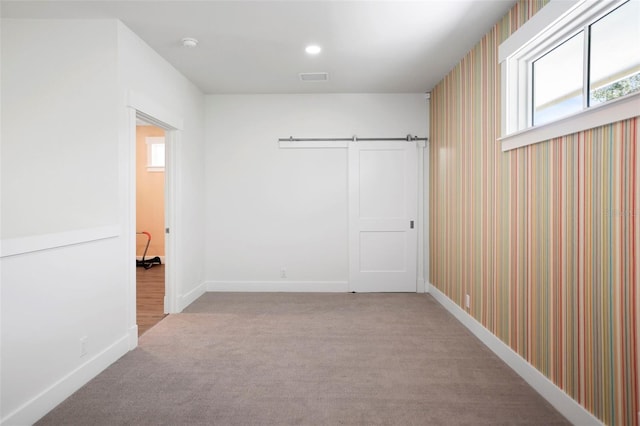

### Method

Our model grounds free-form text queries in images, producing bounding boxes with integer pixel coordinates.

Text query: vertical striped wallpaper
[429,1,639,425]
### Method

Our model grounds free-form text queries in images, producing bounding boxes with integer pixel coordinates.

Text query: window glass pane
[150,143,165,168]
[533,32,584,126]
[589,0,640,106]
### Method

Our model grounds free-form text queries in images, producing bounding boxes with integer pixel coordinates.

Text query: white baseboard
[428,284,603,426]
[1,334,130,426]
[206,280,349,293]
[128,325,138,350]
[178,281,207,311]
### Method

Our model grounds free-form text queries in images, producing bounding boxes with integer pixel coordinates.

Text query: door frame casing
[125,91,183,349]
[417,139,427,293]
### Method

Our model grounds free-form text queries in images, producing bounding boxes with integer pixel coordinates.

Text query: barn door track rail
[278,134,428,149]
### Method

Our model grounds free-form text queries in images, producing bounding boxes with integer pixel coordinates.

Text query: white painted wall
[0,19,125,425]
[205,94,427,291]
[117,22,206,310]
[0,19,206,425]
[1,19,119,239]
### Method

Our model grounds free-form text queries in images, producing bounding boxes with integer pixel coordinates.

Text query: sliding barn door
[348,141,417,292]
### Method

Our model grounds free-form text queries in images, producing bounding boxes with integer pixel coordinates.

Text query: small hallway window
[146,137,165,172]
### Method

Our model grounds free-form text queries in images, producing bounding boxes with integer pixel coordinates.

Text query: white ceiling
[1,0,517,94]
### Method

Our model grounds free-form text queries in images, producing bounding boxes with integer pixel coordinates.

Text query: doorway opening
[135,118,167,335]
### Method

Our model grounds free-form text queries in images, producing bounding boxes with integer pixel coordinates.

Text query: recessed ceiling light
[181,37,198,48]
[305,45,322,55]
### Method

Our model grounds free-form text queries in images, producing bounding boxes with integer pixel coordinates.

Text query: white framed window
[145,137,165,172]
[499,0,640,151]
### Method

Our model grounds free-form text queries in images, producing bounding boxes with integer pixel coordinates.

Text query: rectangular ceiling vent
[299,72,329,82]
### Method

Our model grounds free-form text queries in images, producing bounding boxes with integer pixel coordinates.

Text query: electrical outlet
[465,294,470,309]
[280,268,287,279]
[80,336,88,357]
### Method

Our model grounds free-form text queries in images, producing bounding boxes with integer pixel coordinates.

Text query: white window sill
[500,92,640,151]
[146,166,165,172]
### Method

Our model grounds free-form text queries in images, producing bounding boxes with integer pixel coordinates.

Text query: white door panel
[359,231,406,272]
[359,149,406,218]
[349,141,417,292]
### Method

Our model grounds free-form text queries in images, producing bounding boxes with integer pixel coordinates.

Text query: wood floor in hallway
[136,264,166,336]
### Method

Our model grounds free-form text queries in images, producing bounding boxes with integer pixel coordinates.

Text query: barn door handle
[410,220,414,229]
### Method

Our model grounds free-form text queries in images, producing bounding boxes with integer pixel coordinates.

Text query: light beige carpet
[38,293,569,425]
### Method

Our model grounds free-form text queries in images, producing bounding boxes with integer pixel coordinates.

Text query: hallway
[136,264,166,336]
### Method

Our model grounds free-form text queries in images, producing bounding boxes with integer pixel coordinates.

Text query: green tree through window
[591,73,640,104]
